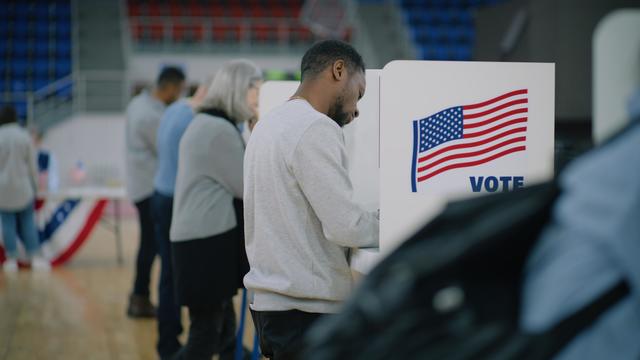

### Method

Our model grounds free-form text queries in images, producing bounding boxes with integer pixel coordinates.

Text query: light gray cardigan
[170,113,244,242]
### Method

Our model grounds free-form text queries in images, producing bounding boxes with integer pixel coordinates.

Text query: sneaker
[2,259,18,273]
[31,256,51,271]
[127,294,156,318]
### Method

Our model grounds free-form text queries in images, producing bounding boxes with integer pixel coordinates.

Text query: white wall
[593,9,640,144]
[128,53,301,84]
[42,113,126,189]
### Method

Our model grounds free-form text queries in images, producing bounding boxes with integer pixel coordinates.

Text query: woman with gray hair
[169,59,262,360]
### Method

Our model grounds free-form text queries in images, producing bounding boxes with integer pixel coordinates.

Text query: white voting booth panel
[258,62,555,273]
[593,9,640,144]
[380,60,555,252]
[258,70,382,273]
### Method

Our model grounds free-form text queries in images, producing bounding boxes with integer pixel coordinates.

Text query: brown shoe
[127,294,156,318]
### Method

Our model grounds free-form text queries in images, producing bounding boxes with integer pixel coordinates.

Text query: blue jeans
[151,191,183,358]
[1,203,40,259]
[133,197,157,296]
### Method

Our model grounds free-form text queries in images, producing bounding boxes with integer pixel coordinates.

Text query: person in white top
[0,106,50,272]
[243,40,379,359]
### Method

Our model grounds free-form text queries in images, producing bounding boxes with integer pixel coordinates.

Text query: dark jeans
[251,310,323,360]
[151,192,183,357]
[132,197,157,296]
[174,299,237,360]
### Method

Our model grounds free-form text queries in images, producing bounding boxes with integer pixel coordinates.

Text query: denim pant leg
[132,197,157,296]
[17,204,41,256]
[151,192,182,357]
[0,211,18,259]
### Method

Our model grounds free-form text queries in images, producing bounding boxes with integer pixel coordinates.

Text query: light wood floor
[0,217,256,360]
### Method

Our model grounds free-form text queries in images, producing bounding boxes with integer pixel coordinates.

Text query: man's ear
[332,60,346,81]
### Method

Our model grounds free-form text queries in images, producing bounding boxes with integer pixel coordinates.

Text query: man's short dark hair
[0,105,17,126]
[157,66,186,88]
[300,40,365,81]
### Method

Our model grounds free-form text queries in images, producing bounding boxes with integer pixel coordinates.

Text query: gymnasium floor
[0,217,255,360]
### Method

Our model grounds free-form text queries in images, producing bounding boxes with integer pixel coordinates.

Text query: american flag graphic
[411,89,528,192]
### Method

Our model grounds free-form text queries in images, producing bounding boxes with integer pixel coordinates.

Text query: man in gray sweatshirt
[125,66,185,320]
[243,40,379,359]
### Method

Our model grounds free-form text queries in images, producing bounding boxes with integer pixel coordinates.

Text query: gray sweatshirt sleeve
[138,114,159,156]
[210,124,244,199]
[291,119,379,248]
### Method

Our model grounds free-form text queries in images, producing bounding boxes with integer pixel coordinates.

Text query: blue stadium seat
[14,3,31,18]
[453,45,472,60]
[0,18,9,36]
[56,40,72,56]
[54,4,71,20]
[457,10,473,25]
[55,60,71,77]
[34,4,50,19]
[56,21,71,37]
[35,22,50,38]
[33,78,50,91]
[0,3,9,20]
[12,42,30,57]
[433,45,449,60]
[11,79,28,92]
[14,20,30,38]
[34,60,50,76]
[35,41,50,56]
[11,60,29,78]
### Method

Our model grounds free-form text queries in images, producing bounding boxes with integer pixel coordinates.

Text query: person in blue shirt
[150,80,209,360]
[520,89,640,359]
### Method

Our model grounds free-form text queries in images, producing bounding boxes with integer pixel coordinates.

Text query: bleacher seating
[127,0,321,47]
[400,0,503,61]
[0,1,73,121]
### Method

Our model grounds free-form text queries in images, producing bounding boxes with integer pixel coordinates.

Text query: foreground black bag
[303,182,628,360]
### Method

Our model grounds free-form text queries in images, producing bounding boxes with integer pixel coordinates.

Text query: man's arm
[291,119,379,248]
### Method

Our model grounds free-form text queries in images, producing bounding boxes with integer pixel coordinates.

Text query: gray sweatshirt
[0,124,38,211]
[125,91,165,202]
[243,99,379,314]
[170,113,244,242]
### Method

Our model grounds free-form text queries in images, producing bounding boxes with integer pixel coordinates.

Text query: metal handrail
[33,75,73,99]
[2,70,129,128]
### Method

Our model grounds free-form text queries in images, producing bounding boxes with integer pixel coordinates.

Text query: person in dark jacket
[170,59,262,360]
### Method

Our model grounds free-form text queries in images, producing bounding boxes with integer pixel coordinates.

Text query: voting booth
[258,61,555,273]
[381,61,555,251]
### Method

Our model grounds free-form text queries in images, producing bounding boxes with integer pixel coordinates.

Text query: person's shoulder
[303,114,341,139]
[191,113,236,134]
[167,99,191,113]
[163,100,192,121]
[127,92,146,109]
[11,125,33,145]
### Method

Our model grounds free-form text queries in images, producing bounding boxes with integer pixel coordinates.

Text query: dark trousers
[132,197,157,296]
[175,299,237,360]
[151,192,183,357]
[251,310,323,360]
